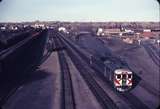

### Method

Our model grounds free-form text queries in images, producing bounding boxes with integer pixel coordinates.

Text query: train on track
[103,57,133,92]
[112,69,132,92]
[57,31,135,92]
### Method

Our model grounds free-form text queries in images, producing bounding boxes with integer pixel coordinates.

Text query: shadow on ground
[0,69,52,107]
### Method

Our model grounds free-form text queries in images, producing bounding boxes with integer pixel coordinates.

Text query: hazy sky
[0,0,159,22]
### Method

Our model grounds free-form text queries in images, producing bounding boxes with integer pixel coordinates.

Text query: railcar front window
[128,74,132,79]
[122,74,126,79]
[116,74,121,79]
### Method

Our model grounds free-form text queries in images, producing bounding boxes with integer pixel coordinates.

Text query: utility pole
[89,55,93,65]
[104,66,107,77]
[138,39,141,45]
[104,61,109,77]
[157,39,160,46]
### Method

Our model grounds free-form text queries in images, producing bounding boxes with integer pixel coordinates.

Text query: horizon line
[0,20,159,23]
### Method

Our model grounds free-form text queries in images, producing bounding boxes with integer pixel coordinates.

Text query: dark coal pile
[77,35,112,59]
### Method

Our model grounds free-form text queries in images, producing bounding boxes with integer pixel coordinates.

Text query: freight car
[0,31,30,50]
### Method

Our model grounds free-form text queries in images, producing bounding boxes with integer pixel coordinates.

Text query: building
[143,29,151,32]
[141,32,154,39]
[97,28,121,36]
[103,28,121,35]
[0,26,6,30]
[123,38,134,44]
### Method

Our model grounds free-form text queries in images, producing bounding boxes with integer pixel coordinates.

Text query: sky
[0,0,159,22]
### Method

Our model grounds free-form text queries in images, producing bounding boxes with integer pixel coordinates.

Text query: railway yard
[0,27,159,109]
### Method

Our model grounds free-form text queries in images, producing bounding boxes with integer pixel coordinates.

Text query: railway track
[68,52,119,109]
[51,31,65,51]
[143,43,160,66]
[91,67,151,109]
[139,81,160,97]
[53,34,76,109]
[58,32,151,109]
[148,44,160,56]
[58,51,76,109]
[58,33,119,109]
[62,33,160,97]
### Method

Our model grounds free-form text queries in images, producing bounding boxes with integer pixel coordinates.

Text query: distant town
[0,21,160,45]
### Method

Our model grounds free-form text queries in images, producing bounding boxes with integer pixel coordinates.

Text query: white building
[97,28,121,36]
[33,24,45,29]
[97,28,103,36]
[143,29,151,32]
[0,26,6,30]
[58,27,68,33]
[124,29,134,33]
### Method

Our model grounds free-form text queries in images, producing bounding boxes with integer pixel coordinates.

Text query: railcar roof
[114,69,132,74]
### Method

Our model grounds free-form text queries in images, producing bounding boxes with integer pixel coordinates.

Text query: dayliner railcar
[103,57,133,92]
